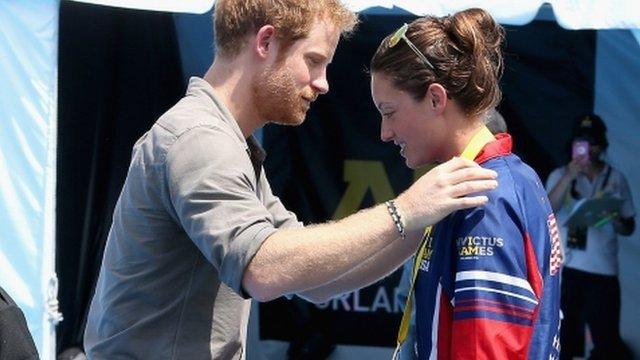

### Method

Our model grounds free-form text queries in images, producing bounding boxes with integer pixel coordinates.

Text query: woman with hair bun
[370,8,561,359]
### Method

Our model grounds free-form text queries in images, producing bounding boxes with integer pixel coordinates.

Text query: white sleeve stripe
[430,284,441,360]
[455,286,539,305]
[456,270,534,294]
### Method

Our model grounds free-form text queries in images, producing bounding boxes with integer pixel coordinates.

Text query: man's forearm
[242,157,498,302]
[296,229,422,303]
[243,204,410,301]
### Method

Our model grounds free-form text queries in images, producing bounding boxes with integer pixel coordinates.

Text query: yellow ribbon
[392,125,495,359]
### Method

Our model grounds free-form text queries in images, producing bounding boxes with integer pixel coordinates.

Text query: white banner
[0,1,60,359]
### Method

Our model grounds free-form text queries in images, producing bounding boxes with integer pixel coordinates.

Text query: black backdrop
[56,6,594,354]
[57,1,184,351]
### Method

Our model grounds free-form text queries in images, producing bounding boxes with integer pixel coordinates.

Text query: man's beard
[252,64,316,126]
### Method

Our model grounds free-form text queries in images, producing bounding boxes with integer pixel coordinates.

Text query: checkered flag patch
[547,213,562,275]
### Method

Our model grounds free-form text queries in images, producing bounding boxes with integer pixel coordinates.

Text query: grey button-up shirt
[84,77,300,359]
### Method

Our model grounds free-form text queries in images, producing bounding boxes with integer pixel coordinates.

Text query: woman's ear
[426,83,447,114]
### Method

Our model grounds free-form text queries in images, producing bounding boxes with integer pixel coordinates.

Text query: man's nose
[311,71,329,94]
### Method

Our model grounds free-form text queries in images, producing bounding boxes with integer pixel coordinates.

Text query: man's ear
[426,83,447,115]
[255,25,277,59]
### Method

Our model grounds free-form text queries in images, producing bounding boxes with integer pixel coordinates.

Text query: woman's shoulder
[482,154,548,204]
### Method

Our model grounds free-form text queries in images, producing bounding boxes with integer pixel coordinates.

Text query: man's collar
[246,135,266,179]
[186,77,249,151]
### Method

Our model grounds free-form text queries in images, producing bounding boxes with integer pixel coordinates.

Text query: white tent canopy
[70,0,640,29]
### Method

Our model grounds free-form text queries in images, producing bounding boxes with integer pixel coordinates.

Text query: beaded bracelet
[385,200,406,240]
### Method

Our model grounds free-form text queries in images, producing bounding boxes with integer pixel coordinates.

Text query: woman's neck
[449,118,486,159]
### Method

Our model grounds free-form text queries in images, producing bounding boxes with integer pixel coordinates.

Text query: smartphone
[572,140,590,165]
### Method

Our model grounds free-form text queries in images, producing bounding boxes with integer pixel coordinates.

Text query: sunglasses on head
[388,23,435,71]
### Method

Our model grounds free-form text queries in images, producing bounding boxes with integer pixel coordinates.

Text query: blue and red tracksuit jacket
[414,134,562,359]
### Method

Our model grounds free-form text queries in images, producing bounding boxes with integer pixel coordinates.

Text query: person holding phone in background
[546,114,635,359]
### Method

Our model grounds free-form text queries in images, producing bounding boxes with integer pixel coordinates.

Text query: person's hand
[566,158,586,179]
[612,214,635,236]
[395,157,498,232]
